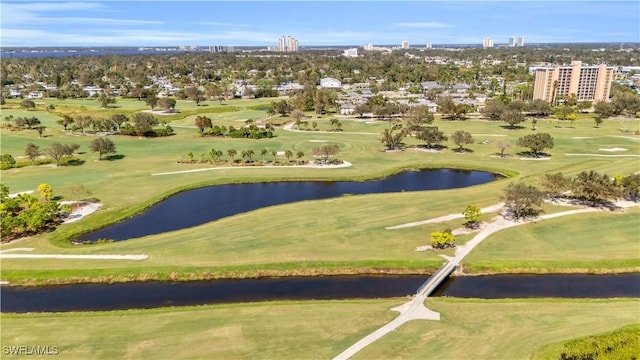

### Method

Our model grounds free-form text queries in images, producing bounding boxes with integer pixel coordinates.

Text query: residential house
[320,77,342,89]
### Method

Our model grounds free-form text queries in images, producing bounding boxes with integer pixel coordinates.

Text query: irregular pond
[1,274,637,313]
[80,169,501,241]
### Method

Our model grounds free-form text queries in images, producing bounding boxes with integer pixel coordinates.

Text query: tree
[130,113,158,136]
[481,100,506,120]
[24,143,40,163]
[111,114,128,129]
[500,109,525,129]
[260,148,269,162]
[144,94,158,110]
[20,99,36,110]
[35,125,46,138]
[450,130,474,152]
[37,183,54,201]
[64,184,92,204]
[620,173,640,202]
[46,143,75,166]
[430,230,455,249]
[405,105,434,135]
[495,140,512,157]
[97,93,116,108]
[242,149,255,162]
[593,101,615,119]
[436,95,467,120]
[502,182,545,219]
[157,97,176,112]
[517,133,554,157]
[56,115,74,130]
[227,149,237,162]
[555,105,577,123]
[462,205,482,228]
[540,172,570,199]
[416,126,447,148]
[296,151,305,161]
[194,115,212,133]
[1,154,16,169]
[90,137,117,160]
[577,101,592,113]
[312,144,340,163]
[284,149,293,163]
[185,87,205,105]
[529,99,552,117]
[291,109,305,129]
[74,116,93,133]
[380,121,406,150]
[571,170,619,205]
[593,116,604,128]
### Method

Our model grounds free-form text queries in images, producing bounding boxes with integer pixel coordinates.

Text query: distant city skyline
[1,1,639,47]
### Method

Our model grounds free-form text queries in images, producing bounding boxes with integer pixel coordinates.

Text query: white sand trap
[62,202,103,223]
[599,147,627,152]
[308,140,329,142]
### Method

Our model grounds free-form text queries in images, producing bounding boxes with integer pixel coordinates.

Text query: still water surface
[81,169,500,241]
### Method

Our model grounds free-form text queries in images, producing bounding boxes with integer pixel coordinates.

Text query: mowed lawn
[353,298,640,360]
[1,97,639,280]
[464,207,640,273]
[1,298,637,360]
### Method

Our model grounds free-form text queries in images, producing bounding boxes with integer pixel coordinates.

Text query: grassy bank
[1,97,639,284]
[1,298,637,359]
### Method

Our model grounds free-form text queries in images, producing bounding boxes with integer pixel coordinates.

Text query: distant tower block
[425,42,432,49]
[517,36,525,47]
[401,40,409,49]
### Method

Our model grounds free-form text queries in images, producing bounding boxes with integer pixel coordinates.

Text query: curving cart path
[333,202,639,359]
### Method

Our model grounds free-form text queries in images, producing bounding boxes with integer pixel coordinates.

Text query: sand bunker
[599,147,627,152]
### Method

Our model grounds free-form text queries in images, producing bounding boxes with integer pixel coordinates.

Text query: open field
[1,97,639,284]
[1,298,637,359]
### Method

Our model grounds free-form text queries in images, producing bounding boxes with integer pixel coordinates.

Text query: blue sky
[1,1,639,47]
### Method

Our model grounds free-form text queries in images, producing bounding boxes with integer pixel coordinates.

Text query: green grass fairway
[353,298,640,360]
[1,97,639,283]
[1,298,637,360]
[464,208,640,273]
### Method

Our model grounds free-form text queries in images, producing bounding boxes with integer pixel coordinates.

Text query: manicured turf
[1,97,639,282]
[353,298,640,360]
[464,207,640,273]
[1,298,637,359]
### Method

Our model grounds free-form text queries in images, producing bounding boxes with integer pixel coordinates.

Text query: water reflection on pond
[81,169,500,241]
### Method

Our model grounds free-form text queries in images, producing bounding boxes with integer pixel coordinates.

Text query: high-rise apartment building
[533,61,613,104]
[509,36,516,47]
[425,42,432,49]
[401,40,410,49]
[482,38,494,48]
[277,35,298,52]
[517,36,525,47]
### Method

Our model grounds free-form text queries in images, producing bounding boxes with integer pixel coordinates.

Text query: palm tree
[284,150,293,163]
[260,148,268,161]
[296,151,305,162]
[227,149,237,162]
[242,149,255,162]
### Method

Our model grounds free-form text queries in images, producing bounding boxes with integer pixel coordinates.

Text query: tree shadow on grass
[64,159,85,166]
[516,151,551,158]
[454,148,474,153]
[105,154,126,161]
[499,125,526,130]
